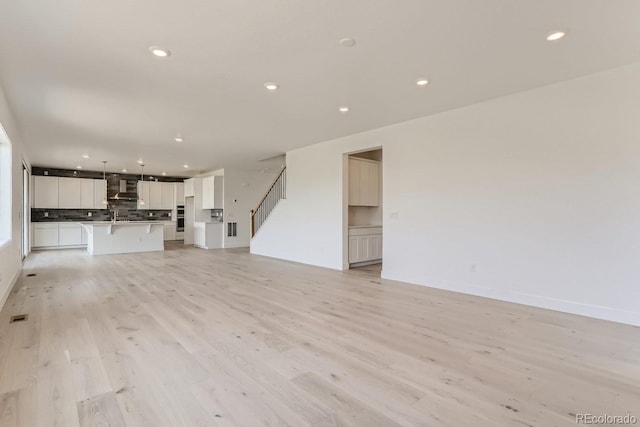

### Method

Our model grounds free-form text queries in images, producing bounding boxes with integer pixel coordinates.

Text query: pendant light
[138,163,145,206]
[101,161,108,205]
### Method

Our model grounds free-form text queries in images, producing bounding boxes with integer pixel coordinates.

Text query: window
[0,122,12,244]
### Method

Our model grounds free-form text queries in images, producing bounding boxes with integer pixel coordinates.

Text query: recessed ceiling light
[264,82,279,91]
[149,46,171,57]
[81,154,90,159]
[546,31,566,41]
[76,165,83,169]
[183,164,189,168]
[174,136,183,143]
[122,169,127,173]
[339,38,356,48]
[338,106,350,113]
[161,172,167,176]
[137,159,144,164]
[416,78,429,87]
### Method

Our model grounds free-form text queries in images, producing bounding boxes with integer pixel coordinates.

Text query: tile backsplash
[31,208,172,222]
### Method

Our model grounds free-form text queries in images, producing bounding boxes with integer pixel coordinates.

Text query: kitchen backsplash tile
[32,208,172,222]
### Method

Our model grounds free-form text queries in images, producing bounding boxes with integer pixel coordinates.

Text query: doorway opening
[343,148,383,275]
[22,163,29,260]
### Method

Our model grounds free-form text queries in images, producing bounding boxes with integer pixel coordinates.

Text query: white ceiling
[1,0,639,176]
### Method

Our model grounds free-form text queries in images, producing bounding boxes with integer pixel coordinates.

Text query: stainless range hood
[110,179,138,201]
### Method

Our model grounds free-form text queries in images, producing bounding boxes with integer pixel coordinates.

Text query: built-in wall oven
[176,205,185,232]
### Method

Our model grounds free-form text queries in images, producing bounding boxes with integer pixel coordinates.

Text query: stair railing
[250,166,286,237]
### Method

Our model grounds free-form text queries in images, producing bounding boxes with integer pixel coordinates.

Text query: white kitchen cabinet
[175,182,184,205]
[368,161,380,206]
[164,223,176,241]
[33,222,88,248]
[80,179,95,209]
[202,176,214,209]
[349,157,380,207]
[184,178,195,197]
[137,181,150,210]
[149,182,162,209]
[33,223,59,247]
[58,177,82,208]
[34,177,108,210]
[348,226,382,264]
[58,223,83,246]
[136,181,169,210]
[94,179,107,209]
[33,176,59,209]
[202,176,223,209]
[161,182,175,209]
[194,222,223,249]
[368,234,383,260]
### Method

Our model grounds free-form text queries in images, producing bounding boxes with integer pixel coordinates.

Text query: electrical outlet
[88,212,92,217]
[44,212,48,217]
[149,212,153,217]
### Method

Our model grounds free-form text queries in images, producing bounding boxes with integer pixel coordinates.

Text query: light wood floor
[0,244,638,426]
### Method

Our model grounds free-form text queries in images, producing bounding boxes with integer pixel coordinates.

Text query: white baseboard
[381,271,640,327]
[0,267,21,311]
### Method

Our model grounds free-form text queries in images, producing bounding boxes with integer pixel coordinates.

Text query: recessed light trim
[546,31,566,41]
[76,165,83,169]
[81,154,90,159]
[339,38,356,48]
[149,46,171,57]
[122,169,127,173]
[264,82,279,91]
[183,164,189,168]
[161,172,167,176]
[137,159,144,164]
[174,136,183,143]
[416,78,429,87]
[338,106,350,113]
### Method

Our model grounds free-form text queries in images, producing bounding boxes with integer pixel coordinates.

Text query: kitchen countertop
[80,221,168,225]
[348,225,383,229]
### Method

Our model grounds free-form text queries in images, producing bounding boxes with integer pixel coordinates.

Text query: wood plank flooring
[0,244,638,426]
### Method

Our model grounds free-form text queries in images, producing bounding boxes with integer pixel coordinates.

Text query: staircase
[250,166,286,237]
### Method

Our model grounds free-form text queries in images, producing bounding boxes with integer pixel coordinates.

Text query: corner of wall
[0,261,21,310]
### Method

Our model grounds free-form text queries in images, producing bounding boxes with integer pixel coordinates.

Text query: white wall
[0,83,29,309]
[251,63,640,326]
[223,168,278,248]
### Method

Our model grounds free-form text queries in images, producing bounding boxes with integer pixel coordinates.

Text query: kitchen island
[80,221,164,255]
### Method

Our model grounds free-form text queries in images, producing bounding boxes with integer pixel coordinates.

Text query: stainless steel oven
[176,205,184,231]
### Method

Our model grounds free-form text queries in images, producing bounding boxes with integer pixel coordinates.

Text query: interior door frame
[22,162,30,260]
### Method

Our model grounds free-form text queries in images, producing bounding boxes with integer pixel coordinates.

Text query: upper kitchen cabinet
[175,182,185,205]
[137,181,174,210]
[94,179,107,209]
[184,178,195,197]
[161,182,175,209]
[58,177,82,208]
[33,175,59,208]
[80,179,95,209]
[349,157,380,206]
[202,176,223,209]
[34,176,108,209]
[137,181,150,210]
[149,182,162,209]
